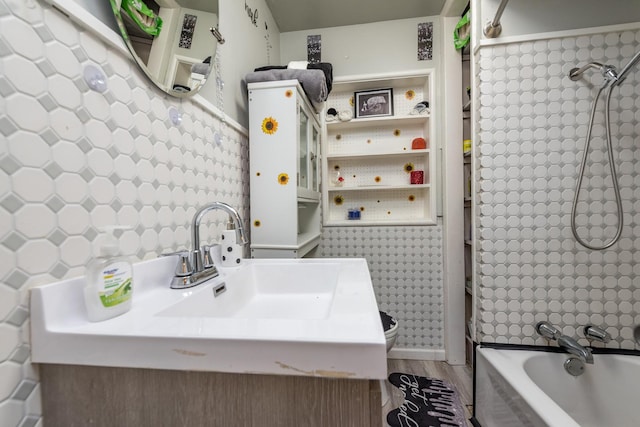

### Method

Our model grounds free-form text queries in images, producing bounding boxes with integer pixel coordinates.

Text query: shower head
[569,62,619,87]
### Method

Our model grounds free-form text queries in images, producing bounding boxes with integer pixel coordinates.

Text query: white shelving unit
[248,81,322,258]
[322,70,436,226]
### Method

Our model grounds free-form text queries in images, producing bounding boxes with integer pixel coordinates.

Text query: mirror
[110,0,220,98]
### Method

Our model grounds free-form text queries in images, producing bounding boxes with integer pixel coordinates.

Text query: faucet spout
[557,335,593,364]
[191,202,247,272]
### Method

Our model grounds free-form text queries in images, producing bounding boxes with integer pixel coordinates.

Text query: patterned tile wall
[475,28,640,349]
[0,1,249,426]
[317,223,444,349]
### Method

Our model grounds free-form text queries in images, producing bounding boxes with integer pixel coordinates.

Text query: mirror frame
[110,0,219,98]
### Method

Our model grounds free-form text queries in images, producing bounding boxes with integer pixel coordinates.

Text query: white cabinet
[322,71,436,226]
[248,81,321,258]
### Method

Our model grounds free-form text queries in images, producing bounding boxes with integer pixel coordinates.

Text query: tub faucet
[557,335,593,364]
[583,325,611,344]
[536,321,593,364]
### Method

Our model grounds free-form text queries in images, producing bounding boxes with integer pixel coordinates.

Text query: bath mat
[386,373,466,427]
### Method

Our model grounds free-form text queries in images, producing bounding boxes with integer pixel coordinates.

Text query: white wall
[279,16,441,78]
[198,0,280,128]
[478,0,640,39]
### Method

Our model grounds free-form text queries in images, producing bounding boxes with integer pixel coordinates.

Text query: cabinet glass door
[311,124,319,192]
[298,106,309,189]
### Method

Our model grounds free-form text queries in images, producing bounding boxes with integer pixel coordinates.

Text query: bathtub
[475,346,640,427]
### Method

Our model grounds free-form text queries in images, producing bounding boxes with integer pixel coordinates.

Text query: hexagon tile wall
[0,1,249,426]
[475,28,640,349]
[318,224,445,351]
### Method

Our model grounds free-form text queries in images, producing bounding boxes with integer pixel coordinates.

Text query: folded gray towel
[245,69,328,110]
[191,63,211,75]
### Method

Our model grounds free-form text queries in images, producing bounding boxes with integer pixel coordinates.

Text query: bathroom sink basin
[157,262,339,320]
[30,257,386,379]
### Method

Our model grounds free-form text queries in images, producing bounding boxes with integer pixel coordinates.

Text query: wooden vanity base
[39,364,381,426]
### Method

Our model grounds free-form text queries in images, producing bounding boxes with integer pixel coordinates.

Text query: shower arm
[483,0,510,38]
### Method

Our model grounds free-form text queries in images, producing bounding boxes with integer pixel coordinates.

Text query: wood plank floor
[381,359,473,427]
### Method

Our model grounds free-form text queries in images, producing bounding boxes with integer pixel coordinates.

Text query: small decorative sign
[179,14,197,49]
[354,88,394,119]
[307,35,321,64]
[417,22,433,61]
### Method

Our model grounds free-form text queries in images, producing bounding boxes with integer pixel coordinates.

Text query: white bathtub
[475,346,640,427]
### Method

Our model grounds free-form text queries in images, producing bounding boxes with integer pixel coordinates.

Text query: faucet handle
[583,325,611,343]
[171,251,193,277]
[201,245,217,269]
[536,321,560,340]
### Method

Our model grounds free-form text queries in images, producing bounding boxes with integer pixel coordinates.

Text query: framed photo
[354,88,394,119]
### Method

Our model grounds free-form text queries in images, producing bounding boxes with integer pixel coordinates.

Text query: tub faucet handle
[584,325,611,343]
[536,321,560,340]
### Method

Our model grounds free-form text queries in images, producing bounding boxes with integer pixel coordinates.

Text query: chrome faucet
[557,335,593,364]
[191,202,247,272]
[536,321,594,365]
[165,202,247,289]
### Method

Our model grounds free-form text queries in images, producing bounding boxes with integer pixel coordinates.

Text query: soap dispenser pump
[221,218,242,267]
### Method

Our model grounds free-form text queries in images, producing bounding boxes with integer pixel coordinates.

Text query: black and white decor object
[386,373,466,427]
[221,225,242,267]
[417,22,433,61]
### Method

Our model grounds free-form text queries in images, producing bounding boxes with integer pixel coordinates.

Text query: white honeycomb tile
[0,283,19,320]
[60,236,91,267]
[52,141,86,173]
[55,173,88,203]
[11,168,54,202]
[79,30,107,64]
[5,93,48,133]
[49,108,83,141]
[83,92,111,122]
[14,205,55,239]
[0,17,44,60]
[3,55,46,96]
[86,148,114,177]
[58,205,90,235]
[16,240,57,275]
[7,131,51,167]
[88,177,115,204]
[44,41,79,79]
[0,323,20,362]
[89,205,117,229]
[48,75,82,110]
[0,399,23,427]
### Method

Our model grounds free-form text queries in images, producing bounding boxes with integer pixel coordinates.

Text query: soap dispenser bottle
[84,226,134,322]
[221,218,242,267]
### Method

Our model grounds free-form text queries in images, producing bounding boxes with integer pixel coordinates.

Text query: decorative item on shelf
[326,107,338,122]
[404,162,414,173]
[338,110,353,121]
[332,170,344,187]
[409,101,429,115]
[393,129,401,136]
[410,170,424,184]
[347,209,361,220]
[334,195,344,205]
[411,137,427,150]
[405,89,416,100]
[354,88,394,119]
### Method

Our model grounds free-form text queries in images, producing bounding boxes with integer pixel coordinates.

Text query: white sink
[157,262,339,320]
[30,257,387,379]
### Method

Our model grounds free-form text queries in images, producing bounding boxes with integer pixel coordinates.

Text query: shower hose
[570,84,624,250]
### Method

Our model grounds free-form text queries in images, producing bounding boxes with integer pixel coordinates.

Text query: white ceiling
[265,0,449,32]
